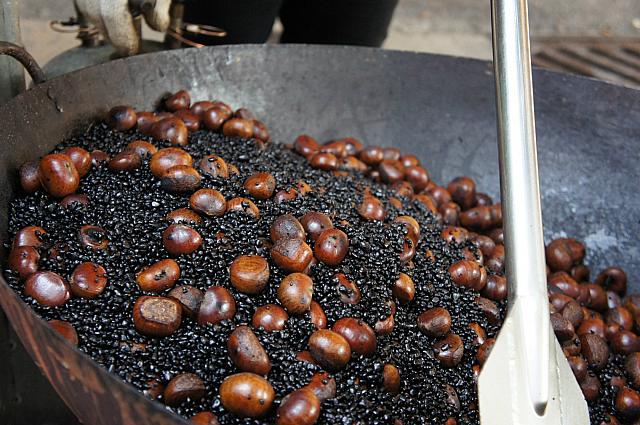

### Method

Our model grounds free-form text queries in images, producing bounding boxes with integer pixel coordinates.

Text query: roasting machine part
[0,44,638,425]
[478,0,589,422]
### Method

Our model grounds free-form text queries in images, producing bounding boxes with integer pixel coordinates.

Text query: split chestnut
[132,296,182,337]
[433,333,464,368]
[168,285,203,318]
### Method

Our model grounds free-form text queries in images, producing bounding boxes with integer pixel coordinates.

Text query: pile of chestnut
[9,88,639,424]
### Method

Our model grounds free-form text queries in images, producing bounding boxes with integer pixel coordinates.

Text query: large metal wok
[0,45,638,425]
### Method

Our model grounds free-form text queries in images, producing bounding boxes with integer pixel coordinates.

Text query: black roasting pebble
[2,121,527,424]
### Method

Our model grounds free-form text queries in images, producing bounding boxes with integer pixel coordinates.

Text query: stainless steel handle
[491,0,550,414]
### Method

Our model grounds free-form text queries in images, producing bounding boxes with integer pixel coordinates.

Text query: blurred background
[5,0,640,87]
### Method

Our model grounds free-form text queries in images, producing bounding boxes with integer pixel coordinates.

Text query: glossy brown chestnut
[189,100,215,117]
[358,146,384,165]
[357,193,386,221]
[70,262,108,298]
[222,118,254,138]
[332,317,377,357]
[476,338,495,366]
[550,313,575,342]
[227,325,271,375]
[580,373,601,402]
[168,285,203,318]
[151,117,189,147]
[448,260,487,291]
[447,176,476,210]
[162,224,202,256]
[198,154,229,178]
[274,188,298,203]
[562,300,585,329]
[293,135,319,158]
[271,238,313,273]
[219,373,275,418]
[160,165,201,193]
[314,228,349,266]
[202,106,232,131]
[8,246,39,280]
[12,225,46,249]
[278,273,313,315]
[108,150,142,172]
[198,286,236,325]
[126,140,158,157]
[227,197,260,219]
[38,153,80,198]
[475,297,501,325]
[308,329,351,371]
[19,161,41,193]
[252,304,288,331]
[310,300,327,329]
[309,152,338,171]
[615,387,640,419]
[166,208,202,224]
[150,147,193,178]
[63,146,91,177]
[433,333,464,368]
[136,112,157,134]
[570,264,591,283]
[270,214,305,242]
[164,373,205,407]
[610,331,639,355]
[595,267,627,296]
[300,212,333,241]
[417,307,452,337]
[136,259,180,293]
[174,110,200,132]
[189,189,226,217]
[440,226,469,244]
[190,412,220,425]
[481,274,508,301]
[230,255,270,295]
[164,90,191,111]
[405,165,430,191]
[545,238,585,272]
[393,273,415,304]
[305,371,336,402]
[567,355,588,382]
[378,160,405,183]
[276,388,320,425]
[244,172,276,200]
[625,353,640,387]
[107,105,137,131]
[132,296,182,337]
[48,320,79,346]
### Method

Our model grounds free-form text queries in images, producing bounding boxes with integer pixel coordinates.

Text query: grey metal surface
[0,45,638,424]
[0,0,25,102]
[479,0,588,422]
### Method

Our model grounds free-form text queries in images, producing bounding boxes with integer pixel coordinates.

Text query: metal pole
[0,0,24,103]
[492,0,550,413]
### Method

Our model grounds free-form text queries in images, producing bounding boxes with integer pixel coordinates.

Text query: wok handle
[0,42,46,85]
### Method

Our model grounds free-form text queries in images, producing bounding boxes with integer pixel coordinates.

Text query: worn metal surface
[0,45,638,424]
[532,37,640,89]
[0,0,25,102]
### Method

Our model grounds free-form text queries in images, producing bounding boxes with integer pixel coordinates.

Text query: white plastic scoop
[478,0,590,423]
